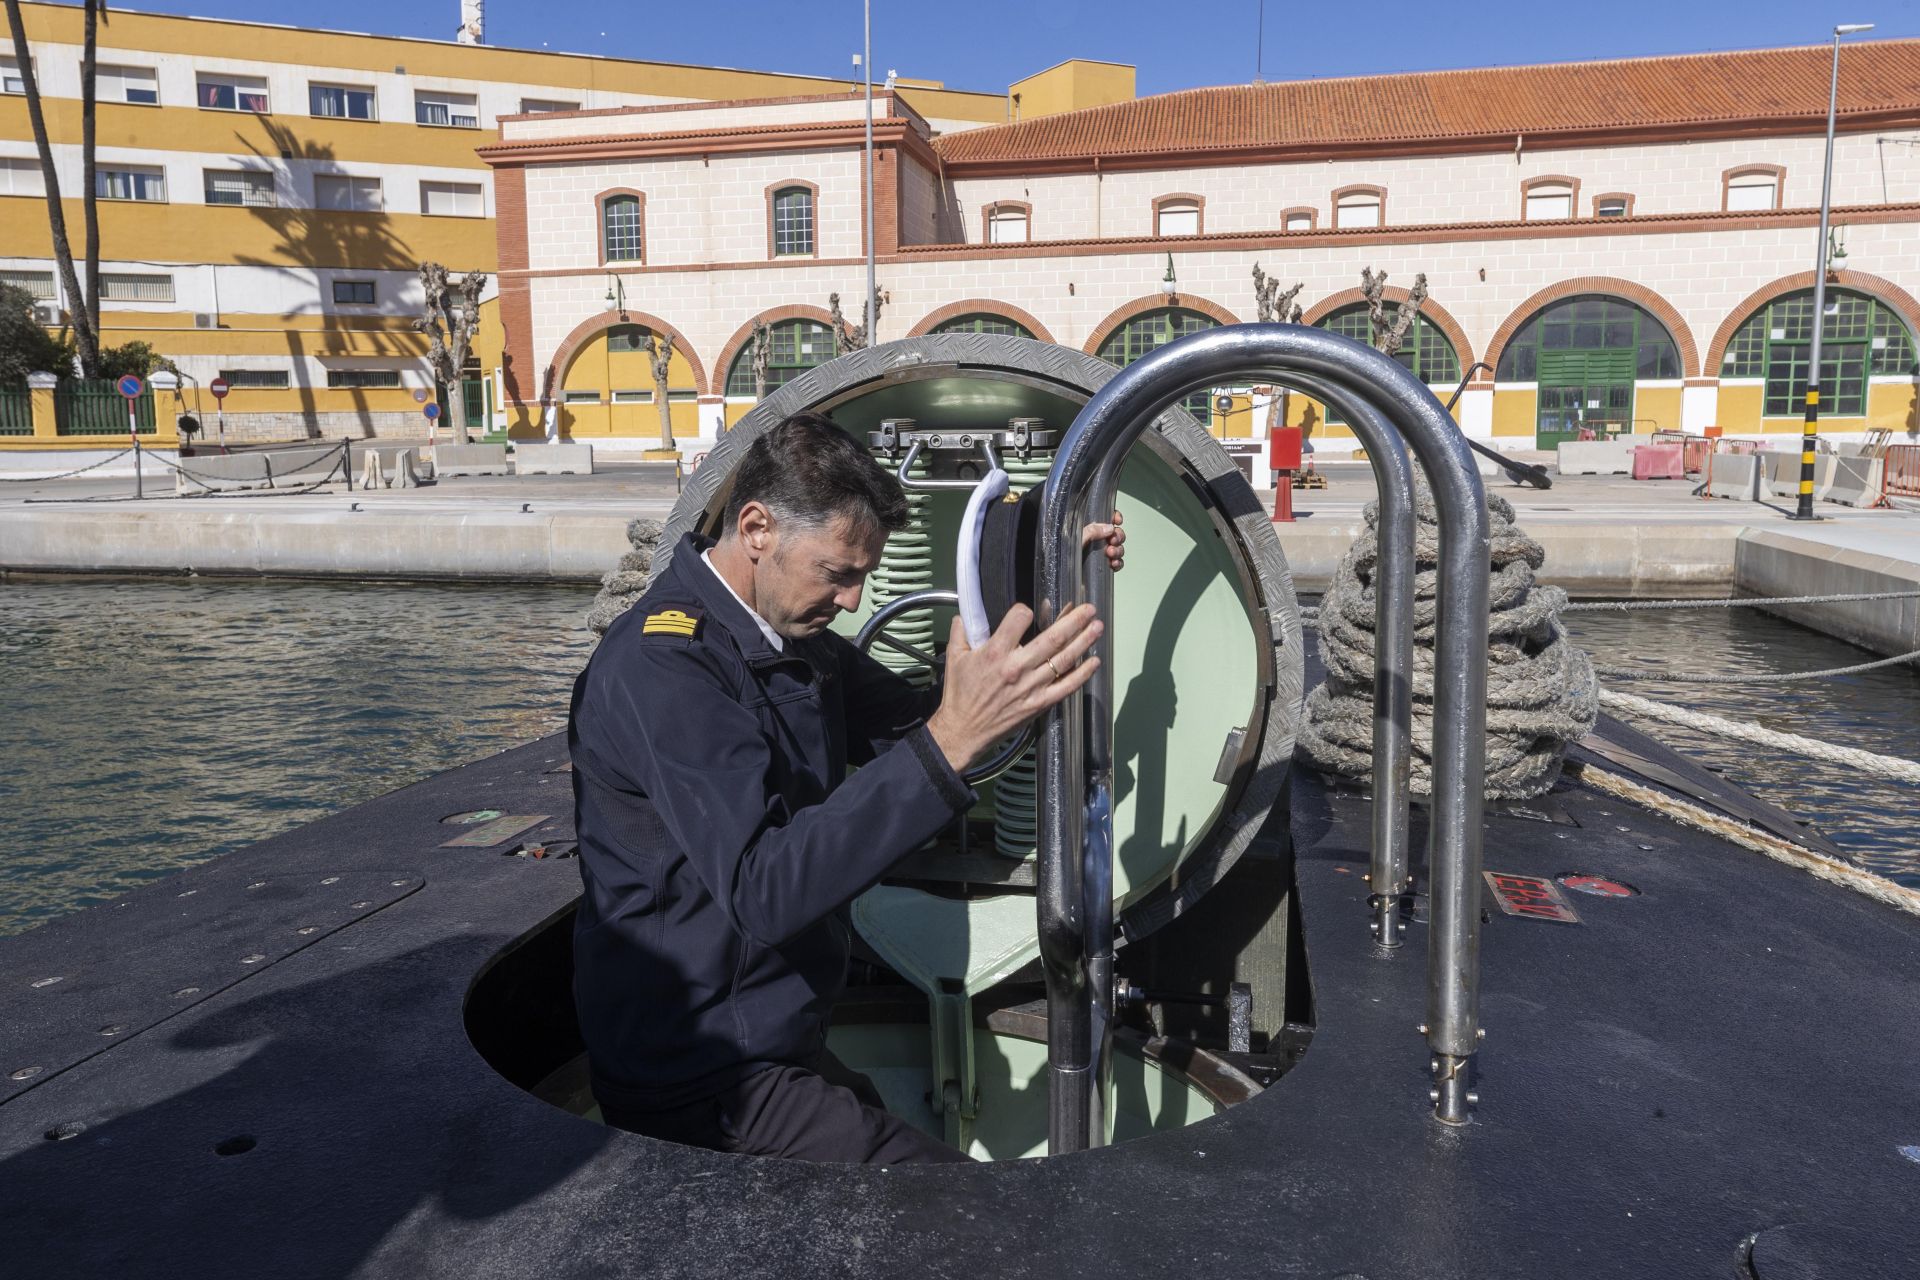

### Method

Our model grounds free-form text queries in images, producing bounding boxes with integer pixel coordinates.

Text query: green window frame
[1496,295,1681,383]
[1096,308,1220,418]
[1719,288,1916,417]
[603,195,643,262]
[1316,304,1462,424]
[725,319,839,397]
[607,324,650,353]
[931,313,1034,339]
[772,187,814,256]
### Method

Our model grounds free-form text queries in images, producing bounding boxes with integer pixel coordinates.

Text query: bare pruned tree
[414,262,487,444]
[1252,264,1306,431]
[646,330,677,450]
[1359,267,1430,358]
[749,318,772,400]
[1251,263,1304,324]
[828,290,883,352]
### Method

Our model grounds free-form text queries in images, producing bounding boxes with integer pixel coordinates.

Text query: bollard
[133,437,143,499]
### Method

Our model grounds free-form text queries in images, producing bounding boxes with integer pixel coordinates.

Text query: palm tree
[2,0,104,374]
[80,0,102,348]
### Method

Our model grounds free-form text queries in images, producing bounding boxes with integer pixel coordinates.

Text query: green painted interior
[826,1022,1220,1161]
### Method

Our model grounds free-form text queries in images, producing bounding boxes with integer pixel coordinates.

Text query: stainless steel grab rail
[1036,324,1489,1153]
[1280,373,1417,951]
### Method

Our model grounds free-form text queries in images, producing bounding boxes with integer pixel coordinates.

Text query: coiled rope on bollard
[1296,482,1599,800]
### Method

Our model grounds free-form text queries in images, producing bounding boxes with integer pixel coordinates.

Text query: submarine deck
[2,724,1918,1278]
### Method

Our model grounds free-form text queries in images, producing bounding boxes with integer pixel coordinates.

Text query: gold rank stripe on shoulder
[642,608,702,638]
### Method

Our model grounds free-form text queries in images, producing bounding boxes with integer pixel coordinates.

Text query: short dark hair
[723,412,909,537]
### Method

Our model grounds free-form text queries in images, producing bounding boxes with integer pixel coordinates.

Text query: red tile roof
[935,41,1920,167]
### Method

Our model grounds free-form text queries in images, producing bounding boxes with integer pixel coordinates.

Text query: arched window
[725,319,838,397]
[932,313,1034,339]
[1318,303,1461,385]
[1096,307,1220,418]
[602,193,643,263]
[1497,295,1681,443]
[1522,178,1575,221]
[1333,185,1384,228]
[1721,289,1917,417]
[1724,165,1783,212]
[770,185,815,256]
[985,202,1030,244]
[1154,196,1202,236]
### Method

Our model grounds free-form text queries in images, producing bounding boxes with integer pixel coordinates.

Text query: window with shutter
[204,169,275,207]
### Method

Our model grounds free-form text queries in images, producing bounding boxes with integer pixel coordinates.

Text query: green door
[1535,350,1635,449]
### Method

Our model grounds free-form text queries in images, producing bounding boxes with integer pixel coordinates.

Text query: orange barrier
[1885,444,1920,498]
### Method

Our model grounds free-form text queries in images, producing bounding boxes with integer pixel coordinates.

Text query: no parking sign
[116,374,145,443]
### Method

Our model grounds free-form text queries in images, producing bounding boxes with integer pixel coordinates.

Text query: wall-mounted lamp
[603,274,626,314]
[1161,253,1178,301]
[1827,226,1849,272]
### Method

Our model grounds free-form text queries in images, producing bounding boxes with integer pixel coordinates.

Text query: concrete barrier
[173,451,271,493]
[1764,450,1836,500]
[170,444,345,493]
[513,443,594,476]
[1556,439,1636,475]
[1705,453,1763,501]
[434,443,510,476]
[1824,455,1887,508]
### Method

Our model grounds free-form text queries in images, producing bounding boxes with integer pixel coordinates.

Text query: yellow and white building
[1,1,1113,450]
[482,40,1920,454]
[6,2,1919,456]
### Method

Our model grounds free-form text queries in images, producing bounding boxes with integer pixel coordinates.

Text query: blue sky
[104,1,1914,97]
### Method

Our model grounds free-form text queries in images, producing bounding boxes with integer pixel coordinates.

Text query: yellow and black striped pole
[1797,24,1874,520]
[1794,385,1820,520]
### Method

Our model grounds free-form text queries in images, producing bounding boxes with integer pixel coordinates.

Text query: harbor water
[2,577,1917,937]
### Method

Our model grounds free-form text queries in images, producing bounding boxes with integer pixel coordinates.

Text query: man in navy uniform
[569,413,1122,1165]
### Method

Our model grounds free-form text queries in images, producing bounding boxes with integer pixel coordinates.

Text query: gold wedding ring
[1044,656,1062,680]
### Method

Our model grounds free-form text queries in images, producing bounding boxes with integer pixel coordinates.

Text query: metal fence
[1884,444,1920,498]
[57,380,156,436]
[0,388,31,436]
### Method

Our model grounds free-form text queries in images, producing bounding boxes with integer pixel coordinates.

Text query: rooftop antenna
[457,0,485,46]
[1254,0,1265,83]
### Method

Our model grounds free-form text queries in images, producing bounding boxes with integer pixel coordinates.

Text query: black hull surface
[3,724,1918,1278]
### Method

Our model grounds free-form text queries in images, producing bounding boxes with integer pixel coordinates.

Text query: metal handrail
[1283,373,1417,950]
[1036,324,1490,1153]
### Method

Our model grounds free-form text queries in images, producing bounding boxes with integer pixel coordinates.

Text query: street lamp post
[1794,22,1874,521]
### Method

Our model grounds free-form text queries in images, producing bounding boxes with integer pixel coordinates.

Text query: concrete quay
[4,460,1920,654]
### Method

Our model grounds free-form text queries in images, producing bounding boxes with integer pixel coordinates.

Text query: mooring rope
[1563,589,1920,613]
[1296,483,1598,800]
[587,517,666,636]
[1592,647,1920,684]
[1598,688,1920,785]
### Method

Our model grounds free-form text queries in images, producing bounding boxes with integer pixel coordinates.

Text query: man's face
[758,513,890,639]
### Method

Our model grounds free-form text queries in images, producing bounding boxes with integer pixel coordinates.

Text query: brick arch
[549,308,708,396]
[1485,277,1699,379]
[906,298,1057,344]
[1299,287,1477,372]
[1082,294,1243,357]
[713,304,839,397]
[1705,269,1920,375]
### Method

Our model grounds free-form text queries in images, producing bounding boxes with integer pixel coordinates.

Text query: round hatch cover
[1557,872,1639,898]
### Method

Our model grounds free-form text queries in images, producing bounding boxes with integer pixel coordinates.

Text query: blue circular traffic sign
[116,374,145,399]
[422,402,442,421]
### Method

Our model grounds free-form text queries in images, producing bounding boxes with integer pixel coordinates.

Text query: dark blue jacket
[568,533,973,1109]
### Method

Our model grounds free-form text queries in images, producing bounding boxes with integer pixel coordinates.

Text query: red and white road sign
[209,377,231,400]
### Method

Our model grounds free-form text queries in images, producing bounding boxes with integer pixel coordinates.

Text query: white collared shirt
[702,549,785,652]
